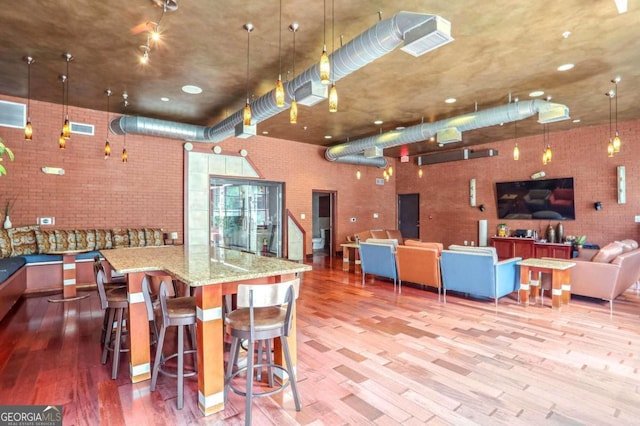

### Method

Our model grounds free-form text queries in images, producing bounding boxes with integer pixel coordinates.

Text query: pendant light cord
[246,27,251,102]
[331,0,335,83]
[278,0,282,79]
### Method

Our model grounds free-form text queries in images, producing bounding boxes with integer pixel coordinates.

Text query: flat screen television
[495,177,575,220]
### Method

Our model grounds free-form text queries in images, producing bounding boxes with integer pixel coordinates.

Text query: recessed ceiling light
[182,85,202,94]
[373,120,383,125]
[324,135,332,139]
[562,31,571,39]
[445,98,456,104]
[557,63,574,72]
[160,97,170,102]
[395,126,406,130]
[572,118,581,123]
[262,130,269,135]
[529,90,544,97]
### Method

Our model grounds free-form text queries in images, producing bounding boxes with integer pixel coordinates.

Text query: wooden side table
[47,249,91,302]
[340,243,361,274]
[517,258,575,309]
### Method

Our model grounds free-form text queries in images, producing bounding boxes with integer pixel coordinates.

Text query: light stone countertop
[517,257,576,270]
[100,245,311,286]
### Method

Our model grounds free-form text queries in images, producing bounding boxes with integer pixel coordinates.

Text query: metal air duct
[110,11,453,143]
[324,99,569,166]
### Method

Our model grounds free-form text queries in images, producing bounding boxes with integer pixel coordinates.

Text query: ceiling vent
[234,121,256,139]
[537,105,570,124]
[0,100,25,129]
[295,81,328,107]
[418,148,498,165]
[364,146,384,158]
[401,16,454,57]
[436,127,462,144]
[70,122,94,136]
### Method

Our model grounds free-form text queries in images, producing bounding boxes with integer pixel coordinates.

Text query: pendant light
[289,23,299,123]
[607,89,615,157]
[122,92,128,163]
[356,169,361,180]
[328,0,338,112]
[319,0,330,84]
[58,75,66,149]
[104,89,111,159]
[24,56,34,140]
[62,53,73,139]
[243,23,254,126]
[612,77,622,152]
[544,127,552,163]
[275,0,285,107]
[512,120,519,161]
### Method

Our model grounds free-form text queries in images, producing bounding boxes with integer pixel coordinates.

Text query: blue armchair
[359,241,399,292]
[440,245,521,306]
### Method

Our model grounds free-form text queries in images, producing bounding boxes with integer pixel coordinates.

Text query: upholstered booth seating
[395,240,443,300]
[0,226,165,322]
[359,239,400,291]
[440,245,521,306]
[544,239,640,314]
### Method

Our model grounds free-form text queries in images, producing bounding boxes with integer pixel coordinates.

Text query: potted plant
[0,137,14,176]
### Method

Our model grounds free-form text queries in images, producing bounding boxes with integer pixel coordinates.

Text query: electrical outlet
[373,213,379,219]
[38,217,55,225]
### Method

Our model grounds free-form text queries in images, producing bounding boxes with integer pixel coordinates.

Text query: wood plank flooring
[1,254,640,425]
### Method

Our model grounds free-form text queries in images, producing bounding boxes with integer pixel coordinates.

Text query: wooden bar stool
[150,281,197,410]
[96,269,129,379]
[224,278,302,425]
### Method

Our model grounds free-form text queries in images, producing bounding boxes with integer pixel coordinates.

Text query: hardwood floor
[1,254,640,425]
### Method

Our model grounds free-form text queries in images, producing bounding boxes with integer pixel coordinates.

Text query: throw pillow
[8,225,39,256]
[591,242,625,263]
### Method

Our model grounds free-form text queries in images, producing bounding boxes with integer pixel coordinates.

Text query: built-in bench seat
[0,226,165,321]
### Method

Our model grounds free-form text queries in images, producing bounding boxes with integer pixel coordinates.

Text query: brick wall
[3,93,637,254]
[396,119,640,248]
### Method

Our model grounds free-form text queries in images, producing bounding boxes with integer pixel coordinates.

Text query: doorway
[398,193,420,239]
[312,191,336,263]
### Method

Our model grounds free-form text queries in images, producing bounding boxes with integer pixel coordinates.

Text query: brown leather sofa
[350,229,405,245]
[395,240,443,300]
[549,240,640,314]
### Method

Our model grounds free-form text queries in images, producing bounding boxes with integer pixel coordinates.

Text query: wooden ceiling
[0,0,637,158]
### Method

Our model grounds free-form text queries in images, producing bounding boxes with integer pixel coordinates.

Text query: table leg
[196,285,224,416]
[551,269,563,309]
[519,266,531,305]
[354,248,361,274]
[126,272,151,382]
[558,269,571,305]
[530,271,541,302]
[342,247,350,272]
[62,253,77,298]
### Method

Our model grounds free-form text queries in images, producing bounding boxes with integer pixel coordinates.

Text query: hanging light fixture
[418,156,423,178]
[62,53,73,139]
[319,0,330,84]
[356,169,361,180]
[512,120,519,161]
[607,89,615,157]
[243,23,254,126]
[612,77,622,152]
[58,75,66,149]
[418,168,423,178]
[544,126,552,163]
[388,165,393,176]
[289,23,299,124]
[104,89,111,159]
[24,56,34,140]
[275,0,285,107]
[122,92,128,163]
[328,0,338,112]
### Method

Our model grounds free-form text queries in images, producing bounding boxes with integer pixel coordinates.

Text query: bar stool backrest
[236,278,300,340]
[96,269,110,311]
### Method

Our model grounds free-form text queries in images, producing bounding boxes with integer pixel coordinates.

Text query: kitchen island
[101,244,311,416]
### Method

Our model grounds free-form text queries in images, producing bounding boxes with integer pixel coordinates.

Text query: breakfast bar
[100,244,311,416]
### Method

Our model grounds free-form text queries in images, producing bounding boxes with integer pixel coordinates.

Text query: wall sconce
[617,165,626,204]
[478,204,485,212]
[469,178,476,206]
[594,201,602,211]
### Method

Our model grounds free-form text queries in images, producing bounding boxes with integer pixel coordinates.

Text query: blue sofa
[440,245,521,306]
[359,240,399,292]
